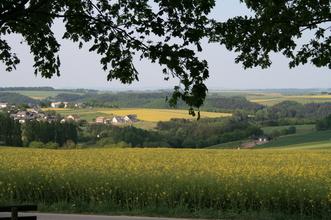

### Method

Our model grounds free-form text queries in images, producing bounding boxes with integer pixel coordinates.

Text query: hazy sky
[0,0,330,90]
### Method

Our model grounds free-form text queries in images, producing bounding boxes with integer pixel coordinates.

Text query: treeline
[0,114,22,146]
[0,113,78,148]
[80,113,262,148]
[255,101,331,126]
[155,114,262,147]
[23,121,78,147]
[203,96,263,112]
[316,115,331,131]
[81,124,162,147]
[51,92,263,112]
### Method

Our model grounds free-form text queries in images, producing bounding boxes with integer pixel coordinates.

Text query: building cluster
[9,107,57,124]
[50,102,87,109]
[5,107,80,124]
[95,115,138,125]
[1,100,137,125]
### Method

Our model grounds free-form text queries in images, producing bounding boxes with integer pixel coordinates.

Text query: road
[0,213,198,220]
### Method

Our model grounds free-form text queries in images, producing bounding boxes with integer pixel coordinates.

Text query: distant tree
[40,101,51,108]
[0,113,22,146]
[316,115,331,131]
[23,120,78,147]
[58,103,65,108]
[287,126,297,134]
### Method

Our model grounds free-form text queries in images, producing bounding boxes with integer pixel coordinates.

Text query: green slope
[207,140,246,149]
[260,130,331,148]
[276,141,331,150]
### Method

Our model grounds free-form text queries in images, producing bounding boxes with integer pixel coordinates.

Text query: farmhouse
[256,136,270,145]
[66,114,80,122]
[51,102,68,108]
[74,103,86,108]
[105,118,112,124]
[0,102,8,109]
[95,116,106,124]
[30,106,41,114]
[112,116,125,124]
[123,114,138,123]
[94,114,139,125]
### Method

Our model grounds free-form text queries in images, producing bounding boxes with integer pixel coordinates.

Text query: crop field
[45,108,231,122]
[247,93,331,106]
[98,108,231,122]
[0,147,330,219]
[43,108,112,122]
[4,90,83,100]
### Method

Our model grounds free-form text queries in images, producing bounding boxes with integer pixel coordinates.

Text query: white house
[51,102,68,108]
[123,114,138,123]
[66,114,80,122]
[0,102,8,109]
[112,116,125,124]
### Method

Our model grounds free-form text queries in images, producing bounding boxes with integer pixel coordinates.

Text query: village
[0,101,139,125]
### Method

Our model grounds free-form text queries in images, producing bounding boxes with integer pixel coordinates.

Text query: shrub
[45,142,59,149]
[28,141,44,148]
[63,140,76,148]
[96,137,116,147]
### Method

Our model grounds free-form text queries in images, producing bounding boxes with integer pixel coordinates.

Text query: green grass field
[207,140,247,149]
[5,90,83,100]
[209,125,320,149]
[260,130,331,149]
[213,130,331,150]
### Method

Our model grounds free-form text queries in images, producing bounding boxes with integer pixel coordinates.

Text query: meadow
[247,93,331,106]
[5,90,84,100]
[0,147,330,219]
[259,130,331,149]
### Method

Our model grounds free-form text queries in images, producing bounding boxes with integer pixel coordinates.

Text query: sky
[0,0,330,90]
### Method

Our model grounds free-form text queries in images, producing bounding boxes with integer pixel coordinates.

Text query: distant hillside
[0,87,55,91]
[203,96,263,112]
[0,92,39,105]
[50,92,263,112]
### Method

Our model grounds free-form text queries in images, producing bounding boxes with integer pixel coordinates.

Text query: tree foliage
[0,0,330,110]
[0,0,215,112]
[210,0,331,69]
[0,113,22,146]
[22,120,78,147]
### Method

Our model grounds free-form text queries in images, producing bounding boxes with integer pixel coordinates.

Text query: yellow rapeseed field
[42,108,231,122]
[0,147,331,217]
[98,108,231,122]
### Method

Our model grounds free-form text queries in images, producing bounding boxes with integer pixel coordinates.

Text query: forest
[0,112,77,148]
